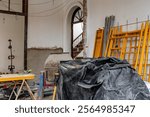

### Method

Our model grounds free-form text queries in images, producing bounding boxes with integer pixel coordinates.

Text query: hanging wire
[0,0,73,17]
[0,0,71,15]
[30,0,70,14]
[29,0,73,17]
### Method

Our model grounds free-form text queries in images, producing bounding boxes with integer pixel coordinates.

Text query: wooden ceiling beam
[0,10,25,16]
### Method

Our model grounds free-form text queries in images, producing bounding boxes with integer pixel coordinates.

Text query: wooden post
[83,0,87,58]
[38,72,44,99]
[8,0,10,11]
[23,0,28,70]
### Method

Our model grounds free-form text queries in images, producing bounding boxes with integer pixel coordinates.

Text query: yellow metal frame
[138,22,149,76]
[104,21,150,82]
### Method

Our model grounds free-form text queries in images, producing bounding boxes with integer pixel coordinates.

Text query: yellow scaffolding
[93,29,104,58]
[105,21,150,82]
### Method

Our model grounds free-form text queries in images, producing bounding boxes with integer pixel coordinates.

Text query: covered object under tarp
[56,57,150,100]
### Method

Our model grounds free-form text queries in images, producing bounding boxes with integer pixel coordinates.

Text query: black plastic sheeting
[56,57,150,100]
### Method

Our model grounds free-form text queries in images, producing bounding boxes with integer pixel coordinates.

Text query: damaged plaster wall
[27,48,63,82]
[27,0,82,80]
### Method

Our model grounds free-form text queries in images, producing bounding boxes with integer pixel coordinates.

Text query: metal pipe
[112,19,150,28]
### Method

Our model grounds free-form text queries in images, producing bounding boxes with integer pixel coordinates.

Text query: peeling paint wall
[27,48,63,81]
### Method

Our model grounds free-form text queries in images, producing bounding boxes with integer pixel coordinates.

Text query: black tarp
[56,57,150,100]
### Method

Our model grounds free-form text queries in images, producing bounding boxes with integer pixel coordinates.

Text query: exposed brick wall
[73,40,84,58]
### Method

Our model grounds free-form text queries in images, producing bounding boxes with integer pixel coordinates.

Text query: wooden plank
[144,25,150,81]
[0,74,34,82]
[120,34,127,59]
[93,29,104,58]
[138,21,149,75]
[127,38,132,62]
[52,86,57,100]
[104,29,114,56]
[132,37,138,64]
[9,83,17,100]
[15,80,25,100]
[24,80,36,100]
[134,23,145,69]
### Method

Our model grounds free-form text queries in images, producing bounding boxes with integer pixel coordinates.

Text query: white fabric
[145,81,150,92]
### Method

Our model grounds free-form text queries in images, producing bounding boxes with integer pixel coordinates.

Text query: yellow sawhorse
[0,74,36,100]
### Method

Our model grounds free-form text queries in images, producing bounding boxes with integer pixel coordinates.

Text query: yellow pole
[120,33,127,60]
[138,21,149,75]
[134,23,145,70]
[104,28,113,57]
[144,25,150,81]
[52,86,57,100]
[52,73,59,100]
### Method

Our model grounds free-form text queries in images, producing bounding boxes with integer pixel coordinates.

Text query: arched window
[71,7,83,58]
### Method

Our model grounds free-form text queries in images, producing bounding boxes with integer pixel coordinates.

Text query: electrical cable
[29,0,73,17]
[0,0,80,18]
[29,0,70,14]
[0,0,71,15]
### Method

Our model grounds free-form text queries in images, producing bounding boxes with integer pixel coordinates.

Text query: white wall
[0,14,24,72]
[0,0,24,72]
[28,0,83,54]
[28,0,67,48]
[87,0,150,57]
[28,0,63,48]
